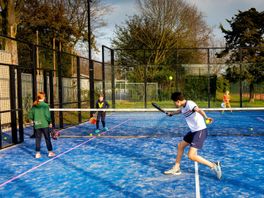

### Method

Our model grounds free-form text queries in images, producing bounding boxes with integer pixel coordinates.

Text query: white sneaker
[212,161,222,180]
[164,166,181,175]
[48,151,56,157]
[35,152,41,158]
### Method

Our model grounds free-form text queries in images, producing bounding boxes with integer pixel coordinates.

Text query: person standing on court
[223,90,232,112]
[164,92,222,180]
[94,94,110,133]
[29,92,55,158]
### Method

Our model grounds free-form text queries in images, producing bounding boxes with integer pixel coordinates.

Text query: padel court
[1,111,264,197]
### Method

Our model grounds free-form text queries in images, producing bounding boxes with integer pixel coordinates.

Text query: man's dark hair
[171,92,185,101]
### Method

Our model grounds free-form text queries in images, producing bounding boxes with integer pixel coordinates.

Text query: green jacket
[28,101,51,129]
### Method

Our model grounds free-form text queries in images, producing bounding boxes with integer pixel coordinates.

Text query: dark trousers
[96,112,106,129]
[35,128,53,152]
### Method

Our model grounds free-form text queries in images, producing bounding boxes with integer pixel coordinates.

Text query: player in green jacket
[29,92,55,158]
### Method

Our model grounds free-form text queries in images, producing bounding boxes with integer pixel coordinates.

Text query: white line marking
[0,119,131,188]
[0,137,95,188]
[195,161,201,198]
[257,117,264,122]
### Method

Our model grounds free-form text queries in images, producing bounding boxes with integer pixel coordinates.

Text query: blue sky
[94,0,264,59]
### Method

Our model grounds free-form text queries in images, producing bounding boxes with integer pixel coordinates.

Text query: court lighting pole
[88,0,95,113]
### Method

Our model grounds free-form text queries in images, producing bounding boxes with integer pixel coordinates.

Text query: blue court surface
[1,111,264,197]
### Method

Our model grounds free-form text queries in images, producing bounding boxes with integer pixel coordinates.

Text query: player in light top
[164,92,222,180]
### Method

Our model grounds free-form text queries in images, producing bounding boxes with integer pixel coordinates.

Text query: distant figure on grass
[164,92,222,180]
[29,92,56,159]
[223,90,232,112]
[94,94,110,133]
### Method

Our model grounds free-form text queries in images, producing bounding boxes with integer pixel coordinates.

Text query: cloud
[103,1,137,27]
[94,0,264,59]
[187,0,264,26]
[185,0,264,40]
[95,0,138,52]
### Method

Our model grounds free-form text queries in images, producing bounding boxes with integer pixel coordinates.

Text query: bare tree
[0,0,24,64]
[136,0,211,63]
[0,0,111,61]
[18,0,111,50]
[114,0,211,65]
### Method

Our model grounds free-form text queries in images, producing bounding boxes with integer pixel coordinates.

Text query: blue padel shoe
[94,129,100,133]
[103,127,108,131]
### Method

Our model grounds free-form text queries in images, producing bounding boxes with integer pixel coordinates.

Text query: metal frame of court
[102,46,264,109]
[0,35,96,149]
[0,34,264,149]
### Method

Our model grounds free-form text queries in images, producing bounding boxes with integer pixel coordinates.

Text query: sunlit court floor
[1,111,264,197]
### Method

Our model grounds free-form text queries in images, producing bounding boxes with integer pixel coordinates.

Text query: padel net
[50,107,264,139]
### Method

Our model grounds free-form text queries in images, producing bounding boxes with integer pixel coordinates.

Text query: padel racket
[50,128,60,140]
[89,117,97,125]
[152,102,168,114]
[89,112,97,125]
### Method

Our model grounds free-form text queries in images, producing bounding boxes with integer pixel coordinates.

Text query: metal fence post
[239,48,243,107]
[57,44,63,128]
[207,48,211,108]
[31,44,37,100]
[49,70,55,127]
[17,68,24,143]
[111,49,115,108]
[9,65,18,144]
[77,57,81,123]
[43,70,48,100]
[102,46,106,97]
[144,49,147,108]
[31,44,37,137]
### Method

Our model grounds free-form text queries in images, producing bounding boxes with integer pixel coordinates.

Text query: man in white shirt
[164,92,222,180]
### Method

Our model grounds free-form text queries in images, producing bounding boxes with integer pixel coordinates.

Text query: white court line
[0,119,131,188]
[195,161,201,198]
[257,117,264,122]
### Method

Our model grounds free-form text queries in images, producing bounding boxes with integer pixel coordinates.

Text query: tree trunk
[53,36,57,98]
[249,82,255,102]
[5,0,18,64]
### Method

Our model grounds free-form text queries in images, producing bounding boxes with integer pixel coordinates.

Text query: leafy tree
[17,0,110,49]
[218,8,264,102]
[113,0,210,65]
[112,0,211,88]
[0,0,111,68]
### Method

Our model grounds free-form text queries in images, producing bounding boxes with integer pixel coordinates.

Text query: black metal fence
[0,35,263,149]
[0,35,101,149]
[102,46,264,108]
